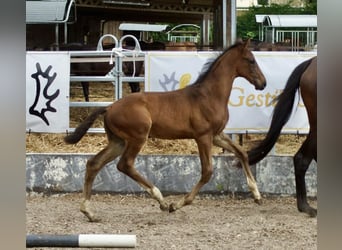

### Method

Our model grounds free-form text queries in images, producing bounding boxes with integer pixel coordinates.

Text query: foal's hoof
[88,217,101,223]
[254,198,262,205]
[169,203,177,213]
[81,210,101,223]
[159,203,169,212]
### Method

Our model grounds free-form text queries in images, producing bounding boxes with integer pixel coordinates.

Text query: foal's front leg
[213,132,262,204]
[169,135,213,212]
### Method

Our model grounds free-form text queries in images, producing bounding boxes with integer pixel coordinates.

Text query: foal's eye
[244,57,255,64]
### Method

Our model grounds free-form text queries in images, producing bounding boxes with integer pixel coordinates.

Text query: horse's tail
[248,58,314,165]
[64,107,107,144]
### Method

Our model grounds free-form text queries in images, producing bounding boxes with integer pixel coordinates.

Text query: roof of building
[255,14,317,28]
[26,0,76,24]
[119,23,168,32]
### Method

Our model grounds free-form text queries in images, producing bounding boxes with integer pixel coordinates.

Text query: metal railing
[276,30,317,51]
[68,34,145,132]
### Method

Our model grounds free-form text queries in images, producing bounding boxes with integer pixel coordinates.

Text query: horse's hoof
[308,209,317,218]
[159,203,169,212]
[301,207,317,218]
[81,210,101,222]
[88,217,101,223]
[298,204,317,218]
[169,203,177,213]
[84,213,101,223]
[254,198,262,205]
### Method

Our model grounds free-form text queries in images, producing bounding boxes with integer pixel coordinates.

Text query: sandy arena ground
[26,192,317,250]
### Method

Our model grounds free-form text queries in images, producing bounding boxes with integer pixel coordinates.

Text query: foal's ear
[243,38,251,49]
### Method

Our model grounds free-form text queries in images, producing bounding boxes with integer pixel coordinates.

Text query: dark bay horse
[248,56,317,217]
[64,39,267,222]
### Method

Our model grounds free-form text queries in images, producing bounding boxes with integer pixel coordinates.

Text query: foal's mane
[193,41,243,85]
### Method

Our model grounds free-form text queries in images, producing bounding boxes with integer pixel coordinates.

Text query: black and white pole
[26,234,136,248]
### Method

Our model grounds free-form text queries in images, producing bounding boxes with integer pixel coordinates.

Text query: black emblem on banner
[29,63,60,126]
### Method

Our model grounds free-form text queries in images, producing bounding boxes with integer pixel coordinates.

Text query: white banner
[145,51,317,134]
[26,52,70,133]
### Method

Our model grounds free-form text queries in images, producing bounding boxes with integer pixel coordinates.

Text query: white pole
[231,0,237,45]
[79,234,136,248]
[222,0,227,47]
[26,234,137,248]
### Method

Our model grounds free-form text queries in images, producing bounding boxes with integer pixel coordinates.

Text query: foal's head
[233,39,266,90]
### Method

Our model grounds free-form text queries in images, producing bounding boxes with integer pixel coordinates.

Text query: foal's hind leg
[213,132,261,204]
[81,139,124,222]
[117,139,169,211]
[294,135,317,217]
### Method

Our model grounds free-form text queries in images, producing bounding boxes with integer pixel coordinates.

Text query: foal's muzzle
[255,80,267,90]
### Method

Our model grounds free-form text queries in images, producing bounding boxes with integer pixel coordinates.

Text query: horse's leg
[117,139,169,211]
[128,61,142,93]
[294,134,317,217]
[81,138,124,222]
[81,82,89,102]
[128,82,140,93]
[213,132,261,204]
[169,135,213,212]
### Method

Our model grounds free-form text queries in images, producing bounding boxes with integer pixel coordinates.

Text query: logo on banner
[29,63,60,126]
[26,51,70,133]
[159,72,193,91]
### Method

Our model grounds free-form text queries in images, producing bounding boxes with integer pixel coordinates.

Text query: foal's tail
[248,58,314,165]
[64,107,107,144]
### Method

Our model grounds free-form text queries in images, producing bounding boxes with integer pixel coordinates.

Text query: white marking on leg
[246,177,261,200]
[150,186,163,201]
[80,199,99,222]
[147,186,168,211]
